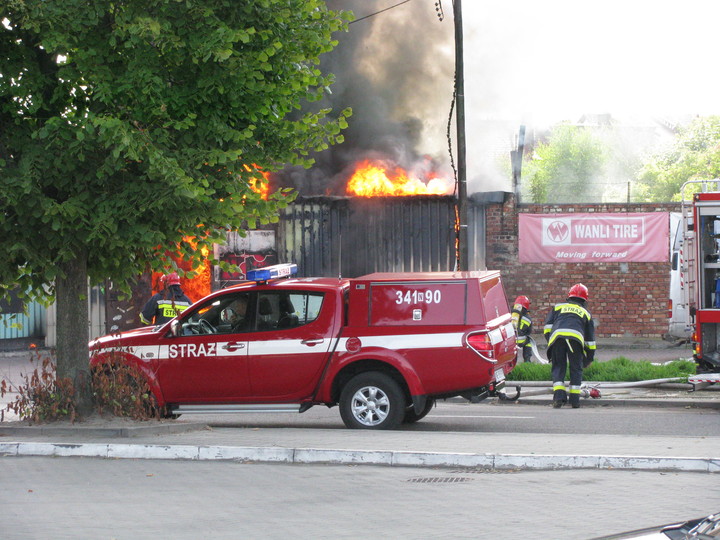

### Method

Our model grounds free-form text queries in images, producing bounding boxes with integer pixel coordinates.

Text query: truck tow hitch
[497,385,522,401]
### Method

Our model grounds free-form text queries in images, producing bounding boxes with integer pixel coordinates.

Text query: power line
[349,0,415,25]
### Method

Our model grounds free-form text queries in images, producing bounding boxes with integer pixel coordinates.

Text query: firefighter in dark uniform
[140,272,193,326]
[543,283,596,408]
[511,295,533,363]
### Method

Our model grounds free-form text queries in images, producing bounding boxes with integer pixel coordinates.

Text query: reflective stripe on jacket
[141,290,192,325]
[543,299,596,361]
[512,310,532,347]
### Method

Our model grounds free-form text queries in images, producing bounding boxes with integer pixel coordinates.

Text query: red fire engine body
[89,264,518,429]
[680,181,720,379]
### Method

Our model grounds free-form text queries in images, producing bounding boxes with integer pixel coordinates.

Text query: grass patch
[510,357,697,382]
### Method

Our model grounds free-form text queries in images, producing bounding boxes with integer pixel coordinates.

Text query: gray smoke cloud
[277,0,458,196]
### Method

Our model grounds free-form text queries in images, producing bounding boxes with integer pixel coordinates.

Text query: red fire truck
[679,180,720,381]
[89,264,518,429]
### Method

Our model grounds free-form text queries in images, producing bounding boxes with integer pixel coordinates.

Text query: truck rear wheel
[339,372,405,430]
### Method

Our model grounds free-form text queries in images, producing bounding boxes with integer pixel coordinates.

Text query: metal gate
[0,296,45,340]
[278,196,486,278]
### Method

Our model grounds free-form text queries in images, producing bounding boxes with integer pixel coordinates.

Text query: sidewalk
[1,339,717,474]
[1,386,718,474]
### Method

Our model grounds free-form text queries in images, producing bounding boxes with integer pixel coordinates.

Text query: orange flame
[245,164,270,200]
[152,238,211,303]
[346,159,452,197]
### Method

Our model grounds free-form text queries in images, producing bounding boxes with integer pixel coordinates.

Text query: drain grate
[406,476,474,484]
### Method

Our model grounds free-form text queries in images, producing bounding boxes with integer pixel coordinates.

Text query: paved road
[193,400,719,436]
[1,360,718,540]
[2,457,718,540]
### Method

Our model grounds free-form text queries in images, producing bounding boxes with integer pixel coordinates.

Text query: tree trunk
[55,249,93,415]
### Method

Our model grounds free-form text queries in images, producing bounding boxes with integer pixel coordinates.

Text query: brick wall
[485,196,680,338]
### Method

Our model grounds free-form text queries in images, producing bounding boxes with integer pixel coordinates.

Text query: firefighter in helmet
[140,272,193,326]
[543,283,596,408]
[511,295,533,363]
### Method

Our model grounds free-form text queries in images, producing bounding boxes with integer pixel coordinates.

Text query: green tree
[523,123,608,203]
[0,0,352,412]
[635,116,720,202]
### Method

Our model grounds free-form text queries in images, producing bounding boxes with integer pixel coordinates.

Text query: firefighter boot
[569,393,580,409]
[552,389,567,409]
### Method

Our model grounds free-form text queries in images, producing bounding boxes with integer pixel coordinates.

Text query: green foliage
[0,352,164,422]
[508,362,551,381]
[523,124,638,203]
[0,0,353,300]
[635,116,720,202]
[510,358,696,382]
[91,360,161,420]
[523,123,609,203]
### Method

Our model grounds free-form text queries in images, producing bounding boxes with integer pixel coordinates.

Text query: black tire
[339,372,406,430]
[403,398,435,424]
[145,392,180,419]
[160,408,181,420]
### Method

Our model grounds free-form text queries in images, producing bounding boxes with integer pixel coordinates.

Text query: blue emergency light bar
[247,263,298,283]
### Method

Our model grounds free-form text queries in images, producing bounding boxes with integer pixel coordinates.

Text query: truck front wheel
[339,372,405,430]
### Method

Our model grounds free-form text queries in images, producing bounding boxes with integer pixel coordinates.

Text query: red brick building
[485,195,680,338]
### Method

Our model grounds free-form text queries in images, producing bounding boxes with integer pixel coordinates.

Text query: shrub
[0,355,78,423]
[1,349,162,423]
[510,357,697,382]
[91,360,160,420]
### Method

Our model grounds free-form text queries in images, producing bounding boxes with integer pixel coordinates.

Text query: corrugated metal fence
[42,285,106,348]
[278,196,486,278]
[3,197,489,348]
[0,300,46,340]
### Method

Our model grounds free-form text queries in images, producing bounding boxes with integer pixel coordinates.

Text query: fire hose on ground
[498,337,702,401]
[497,379,695,402]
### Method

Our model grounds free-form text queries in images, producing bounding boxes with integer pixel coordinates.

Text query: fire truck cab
[680,180,720,378]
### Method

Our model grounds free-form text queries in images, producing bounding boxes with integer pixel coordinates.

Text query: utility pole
[454,0,469,271]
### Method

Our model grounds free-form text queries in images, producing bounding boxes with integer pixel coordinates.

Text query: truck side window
[181,293,253,335]
[256,292,324,331]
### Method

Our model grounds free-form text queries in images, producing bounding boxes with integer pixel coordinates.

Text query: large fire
[152,239,211,303]
[346,159,453,197]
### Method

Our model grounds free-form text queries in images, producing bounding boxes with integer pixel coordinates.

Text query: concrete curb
[1,441,718,473]
[0,422,208,438]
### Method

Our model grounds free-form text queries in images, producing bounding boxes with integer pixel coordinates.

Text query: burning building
[103,0,505,333]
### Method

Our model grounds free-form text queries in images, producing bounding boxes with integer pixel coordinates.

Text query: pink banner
[519,213,669,263]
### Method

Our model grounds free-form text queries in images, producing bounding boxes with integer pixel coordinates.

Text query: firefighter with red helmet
[511,295,533,363]
[140,272,193,326]
[543,283,596,408]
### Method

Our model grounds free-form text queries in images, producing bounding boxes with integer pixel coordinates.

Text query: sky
[291,0,720,195]
[460,0,720,124]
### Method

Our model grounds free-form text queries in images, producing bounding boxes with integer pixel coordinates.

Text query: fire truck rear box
[89,267,517,430]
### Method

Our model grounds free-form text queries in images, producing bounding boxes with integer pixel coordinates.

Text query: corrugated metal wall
[468,202,486,271]
[278,196,486,278]
[0,300,46,340]
[7,198,487,346]
[45,285,106,348]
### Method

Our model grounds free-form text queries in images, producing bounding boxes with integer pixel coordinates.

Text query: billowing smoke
[277,1,457,196]
[277,1,720,200]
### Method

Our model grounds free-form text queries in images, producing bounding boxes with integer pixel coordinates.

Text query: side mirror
[170,320,180,337]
